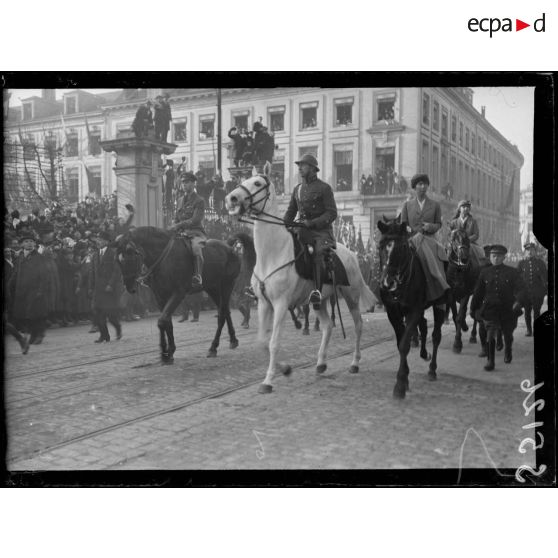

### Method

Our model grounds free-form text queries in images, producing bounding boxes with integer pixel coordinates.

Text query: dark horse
[377,219,446,399]
[446,229,480,354]
[114,226,242,363]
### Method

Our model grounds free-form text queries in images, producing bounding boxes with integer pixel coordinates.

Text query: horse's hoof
[428,370,437,381]
[302,329,310,336]
[469,336,477,344]
[421,352,432,361]
[452,345,462,354]
[294,321,302,330]
[258,384,273,394]
[393,384,407,399]
[281,365,292,376]
[207,350,217,358]
[316,364,327,374]
[461,322,469,332]
[349,365,359,374]
[230,340,239,350]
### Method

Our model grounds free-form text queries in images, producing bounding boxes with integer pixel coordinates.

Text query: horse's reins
[131,236,175,285]
[382,240,415,300]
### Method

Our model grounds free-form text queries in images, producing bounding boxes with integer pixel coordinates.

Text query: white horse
[225,168,377,393]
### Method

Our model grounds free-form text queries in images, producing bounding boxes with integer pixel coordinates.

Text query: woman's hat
[410,174,430,189]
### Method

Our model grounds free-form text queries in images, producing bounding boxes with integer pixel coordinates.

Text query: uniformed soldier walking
[283,154,337,308]
[516,242,547,337]
[470,244,525,371]
[170,172,207,289]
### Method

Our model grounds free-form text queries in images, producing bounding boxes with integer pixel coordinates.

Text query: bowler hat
[180,172,197,183]
[98,231,112,242]
[411,174,430,189]
[457,199,471,208]
[295,154,319,172]
[489,244,507,255]
[524,242,535,250]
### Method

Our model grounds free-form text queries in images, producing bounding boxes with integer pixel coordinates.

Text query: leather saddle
[290,231,350,286]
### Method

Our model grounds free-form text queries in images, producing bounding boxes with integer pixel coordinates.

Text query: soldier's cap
[98,231,112,242]
[411,173,430,189]
[489,244,507,255]
[295,154,319,172]
[524,242,536,249]
[20,231,37,241]
[180,172,197,183]
[457,199,471,208]
[483,244,492,252]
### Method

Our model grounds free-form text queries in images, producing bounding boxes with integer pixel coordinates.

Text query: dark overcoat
[517,256,547,301]
[9,251,50,321]
[89,247,124,311]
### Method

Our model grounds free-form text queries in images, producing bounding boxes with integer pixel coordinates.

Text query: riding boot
[484,340,496,371]
[496,330,504,351]
[478,341,488,358]
[192,255,203,289]
[504,336,513,363]
[525,312,532,337]
[309,256,323,310]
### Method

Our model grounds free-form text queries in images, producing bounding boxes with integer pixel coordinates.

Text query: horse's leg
[314,316,320,332]
[393,309,419,399]
[302,303,310,336]
[221,283,239,350]
[343,292,362,374]
[451,297,462,354]
[429,306,445,380]
[289,306,302,330]
[330,297,336,327]
[205,286,226,357]
[158,292,184,364]
[418,314,431,361]
[256,297,273,347]
[458,295,469,332]
[470,318,478,344]
[315,300,334,374]
[259,301,290,394]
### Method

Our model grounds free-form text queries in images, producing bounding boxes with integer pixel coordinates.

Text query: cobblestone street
[5,306,539,474]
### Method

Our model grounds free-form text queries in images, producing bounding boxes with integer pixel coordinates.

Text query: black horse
[115,226,242,363]
[446,229,480,353]
[377,219,446,399]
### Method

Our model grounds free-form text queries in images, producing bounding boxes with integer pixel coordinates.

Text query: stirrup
[309,289,322,309]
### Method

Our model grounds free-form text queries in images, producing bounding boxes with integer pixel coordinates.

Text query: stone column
[100,131,177,228]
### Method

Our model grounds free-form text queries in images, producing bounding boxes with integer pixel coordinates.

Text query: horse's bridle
[449,232,470,268]
[381,238,415,301]
[238,174,272,216]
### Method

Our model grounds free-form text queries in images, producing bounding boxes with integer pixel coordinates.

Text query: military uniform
[283,154,337,307]
[517,250,547,336]
[471,250,525,369]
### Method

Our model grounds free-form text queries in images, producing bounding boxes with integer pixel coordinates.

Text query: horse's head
[449,229,470,266]
[226,173,273,217]
[113,231,143,293]
[377,219,412,296]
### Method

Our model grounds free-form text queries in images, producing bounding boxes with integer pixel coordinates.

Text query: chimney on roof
[42,89,56,103]
[481,106,486,118]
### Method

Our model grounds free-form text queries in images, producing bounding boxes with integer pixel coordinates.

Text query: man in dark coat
[131,101,153,138]
[170,172,207,289]
[228,127,245,167]
[88,231,123,343]
[284,154,337,308]
[470,244,525,371]
[153,94,172,142]
[517,242,547,336]
[9,232,50,344]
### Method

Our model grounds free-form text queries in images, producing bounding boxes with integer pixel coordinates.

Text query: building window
[459,122,463,147]
[374,147,396,194]
[268,106,285,132]
[198,159,215,181]
[271,151,285,195]
[458,160,463,192]
[483,140,487,161]
[334,97,353,126]
[465,128,470,151]
[22,102,33,120]
[441,148,448,183]
[432,101,439,131]
[88,167,102,197]
[44,133,58,156]
[464,164,470,198]
[89,128,101,156]
[333,147,353,191]
[300,102,318,130]
[298,145,318,160]
[450,156,456,185]
[471,133,475,156]
[421,140,429,173]
[173,120,187,142]
[65,96,77,115]
[22,135,36,160]
[65,131,79,157]
[232,111,250,131]
[441,108,448,138]
[451,115,457,142]
[432,145,439,192]
[376,95,396,123]
[66,168,79,202]
[422,93,430,126]
[199,115,215,140]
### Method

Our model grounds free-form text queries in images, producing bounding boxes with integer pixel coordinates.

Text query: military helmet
[295,154,319,172]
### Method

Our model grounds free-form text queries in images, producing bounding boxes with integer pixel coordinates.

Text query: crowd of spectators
[228,118,276,168]
[359,170,408,196]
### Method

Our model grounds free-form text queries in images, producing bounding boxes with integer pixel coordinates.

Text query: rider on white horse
[283,154,337,309]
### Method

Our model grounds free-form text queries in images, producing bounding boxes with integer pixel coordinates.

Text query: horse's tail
[228,232,257,272]
[338,245,378,313]
[356,277,378,313]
